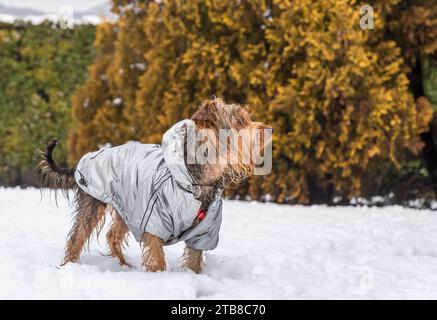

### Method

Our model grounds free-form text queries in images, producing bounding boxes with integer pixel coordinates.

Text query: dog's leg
[141,232,166,272]
[106,207,131,267]
[181,246,204,274]
[61,193,106,266]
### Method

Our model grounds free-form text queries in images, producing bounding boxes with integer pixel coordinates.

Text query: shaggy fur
[141,232,166,272]
[106,205,131,267]
[181,246,204,274]
[37,139,77,203]
[61,189,106,266]
[37,98,270,273]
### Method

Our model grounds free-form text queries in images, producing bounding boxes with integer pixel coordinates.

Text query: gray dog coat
[73,119,223,250]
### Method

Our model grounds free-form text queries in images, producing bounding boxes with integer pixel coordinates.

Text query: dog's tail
[37,138,77,191]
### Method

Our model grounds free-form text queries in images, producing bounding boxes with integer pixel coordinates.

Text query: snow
[1,188,437,299]
[0,14,15,23]
[0,1,108,14]
[0,14,103,25]
[79,15,103,25]
[113,97,122,105]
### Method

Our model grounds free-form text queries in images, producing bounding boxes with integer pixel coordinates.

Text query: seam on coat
[139,173,172,230]
[89,149,105,159]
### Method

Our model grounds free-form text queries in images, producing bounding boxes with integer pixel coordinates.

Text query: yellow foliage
[68,0,430,203]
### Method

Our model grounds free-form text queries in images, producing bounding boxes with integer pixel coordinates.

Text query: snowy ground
[1,188,437,299]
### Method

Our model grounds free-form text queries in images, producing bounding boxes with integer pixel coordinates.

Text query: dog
[38,97,271,273]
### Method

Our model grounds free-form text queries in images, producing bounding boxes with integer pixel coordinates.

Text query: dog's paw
[144,261,166,272]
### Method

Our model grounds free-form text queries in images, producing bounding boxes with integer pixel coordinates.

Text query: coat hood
[161,119,197,192]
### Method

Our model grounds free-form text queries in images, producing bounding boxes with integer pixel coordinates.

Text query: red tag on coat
[197,208,206,220]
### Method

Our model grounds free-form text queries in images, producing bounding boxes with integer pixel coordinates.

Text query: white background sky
[0,0,108,13]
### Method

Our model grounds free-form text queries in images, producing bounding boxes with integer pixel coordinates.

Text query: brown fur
[106,206,131,267]
[181,246,204,274]
[37,97,270,273]
[61,189,106,266]
[141,232,166,272]
[189,98,271,211]
[36,139,77,203]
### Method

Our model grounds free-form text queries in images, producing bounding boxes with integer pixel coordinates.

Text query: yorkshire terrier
[38,98,271,273]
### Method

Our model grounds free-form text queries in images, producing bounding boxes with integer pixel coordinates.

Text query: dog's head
[189,97,272,188]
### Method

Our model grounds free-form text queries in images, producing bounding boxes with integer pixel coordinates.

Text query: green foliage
[0,21,96,185]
